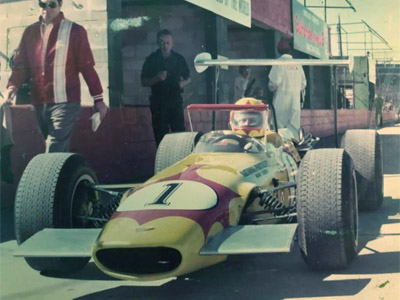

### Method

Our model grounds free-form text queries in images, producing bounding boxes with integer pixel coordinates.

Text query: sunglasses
[38,1,58,9]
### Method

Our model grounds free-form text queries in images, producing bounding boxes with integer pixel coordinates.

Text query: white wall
[0,0,109,106]
[121,3,207,106]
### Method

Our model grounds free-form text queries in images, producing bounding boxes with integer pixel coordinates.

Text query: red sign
[251,0,292,36]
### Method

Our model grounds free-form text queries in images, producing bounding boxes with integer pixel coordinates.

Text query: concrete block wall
[300,109,370,137]
[5,106,156,184]
[0,0,38,95]
[301,109,396,137]
[6,106,45,182]
[0,0,109,106]
[185,110,230,133]
[70,107,156,183]
[227,28,270,103]
[121,3,207,106]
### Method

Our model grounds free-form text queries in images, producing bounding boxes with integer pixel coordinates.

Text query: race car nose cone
[91,216,225,280]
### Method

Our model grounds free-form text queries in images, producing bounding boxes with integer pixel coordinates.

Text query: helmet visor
[232,111,264,128]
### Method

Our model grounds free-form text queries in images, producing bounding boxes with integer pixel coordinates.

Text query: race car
[13,56,383,281]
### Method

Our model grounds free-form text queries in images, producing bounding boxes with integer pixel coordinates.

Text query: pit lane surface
[1,126,399,300]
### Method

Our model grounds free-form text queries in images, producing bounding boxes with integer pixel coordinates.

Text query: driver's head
[230,98,268,138]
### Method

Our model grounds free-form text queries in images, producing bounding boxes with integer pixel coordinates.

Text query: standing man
[3,0,108,153]
[233,66,254,102]
[141,29,190,146]
[268,38,306,140]
[374,95,384,128]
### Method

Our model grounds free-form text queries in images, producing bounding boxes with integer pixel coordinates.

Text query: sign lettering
[292,1,329,59]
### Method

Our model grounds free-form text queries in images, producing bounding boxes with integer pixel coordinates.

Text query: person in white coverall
[233,66,252,102]
[268,38,306,140]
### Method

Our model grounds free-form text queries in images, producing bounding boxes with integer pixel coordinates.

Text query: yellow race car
[14,99,383,281]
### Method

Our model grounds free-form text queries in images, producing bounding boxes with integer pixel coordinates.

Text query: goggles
[39,1,58,9]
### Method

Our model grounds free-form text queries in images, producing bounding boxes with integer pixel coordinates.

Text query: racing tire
[154,132,201,174]
[297,149,358,270]
[15,153,98,275]
[340,130,383,211]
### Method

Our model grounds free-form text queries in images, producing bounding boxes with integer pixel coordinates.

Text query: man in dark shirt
[141,29,191,146]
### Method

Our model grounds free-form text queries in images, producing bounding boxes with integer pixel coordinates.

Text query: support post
[333,66,338,147]
[338,15,343,56]
[212,67,220,130]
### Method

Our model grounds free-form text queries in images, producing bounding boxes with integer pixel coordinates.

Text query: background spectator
[141,29,190,146]
[268,38,306,140]
[233,66,254,102]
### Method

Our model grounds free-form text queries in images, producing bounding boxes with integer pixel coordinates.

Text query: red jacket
[7,13,103,105]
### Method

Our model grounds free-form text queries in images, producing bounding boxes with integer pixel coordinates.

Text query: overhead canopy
[185,0,251,28]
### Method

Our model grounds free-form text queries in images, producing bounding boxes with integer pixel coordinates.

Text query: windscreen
[193,131,266,154]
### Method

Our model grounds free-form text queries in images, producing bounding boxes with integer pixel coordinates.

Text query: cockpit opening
[193,131,266,154]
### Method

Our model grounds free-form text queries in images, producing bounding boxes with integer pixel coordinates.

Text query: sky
[302,0,400,61]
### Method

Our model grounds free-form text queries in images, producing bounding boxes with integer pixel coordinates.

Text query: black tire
[15,153,98,274]
[154,132,201,174]
[297,149,358,270]
[340,130,383,211]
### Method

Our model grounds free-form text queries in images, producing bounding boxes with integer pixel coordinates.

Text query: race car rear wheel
[154,132,201,174]
[297,149,358,270]
[340,130,383,211]
[15,153,98,274]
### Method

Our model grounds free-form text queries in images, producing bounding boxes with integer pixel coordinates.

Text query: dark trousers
[150,97,185,146]
[34,102,81,153]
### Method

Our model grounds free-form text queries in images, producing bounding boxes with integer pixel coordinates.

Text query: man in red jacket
[3,0,108,152]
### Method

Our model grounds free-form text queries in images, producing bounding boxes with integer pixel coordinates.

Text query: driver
[230,98,301,161]
[229,98,268,139]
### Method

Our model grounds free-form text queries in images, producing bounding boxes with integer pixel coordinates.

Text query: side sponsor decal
[240,160,268,177]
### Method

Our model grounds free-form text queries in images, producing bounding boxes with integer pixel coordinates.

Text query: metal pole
[342,67,346,108]
[196,59,352,67]
[338,15,343,56]
[352,61,356,109]
[333,66,338,147]
[212,66,220,131]
[214,67,219,104]
[364,30,367,56]
[370,31,374,59]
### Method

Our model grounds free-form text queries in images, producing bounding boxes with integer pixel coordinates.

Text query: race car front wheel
[340,129,383,211]
[15,153,98,274]
[297,149,358,270]
[154,132,201,174]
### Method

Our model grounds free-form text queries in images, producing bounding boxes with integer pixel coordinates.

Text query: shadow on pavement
[73,250,370,300]
[72,194,399,300]
[1,206,14,242]
[73,245,399,300]
[357,196,400,250]
[39,262,120,281]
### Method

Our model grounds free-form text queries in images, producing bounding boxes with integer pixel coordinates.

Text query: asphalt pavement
[1,126,399,300]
